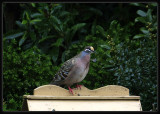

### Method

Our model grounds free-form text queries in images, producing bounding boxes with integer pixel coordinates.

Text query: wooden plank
[22,85,142,111]
[34,85,129,96]
[23,95,140,100]
[27,99,142,111]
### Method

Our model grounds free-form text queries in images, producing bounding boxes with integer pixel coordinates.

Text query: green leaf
[30,19,41,24]
[150,3,157,7]
[31,13,42,18]
[103,65,115,69]
[35,82,40,86]
[51,38,64,47]
[9,98,15,104]
[140,28,149,34]
[38,35,56,43]
[16,21,25,29]
[5,32,24,39]
[71,23,86,31]
[133,34,144,39]
[110,20,118,29]
[22,20,28,24]
[100,44,111,50]
[70,23,86,39]
[130,3,140,6]
[59,11,70,17]
[53,23,61,32]
[51,15,61,25]
[52,48,59,63]
[136,58,140,65]
[22,42,33,50]
[135,17,146,23]
[65,28,71,43]
[130,3,146,7]
[137,10,147,17]
[19,39,25,46]
[30,32,36,41]
[25,11,30,20]
[91,20,96,35]
[19,31,27,46]
[106,50,111,57]
[51,16,62,32]
[96,25,106,37]
[31,3,36,7]
[146,9,152,22]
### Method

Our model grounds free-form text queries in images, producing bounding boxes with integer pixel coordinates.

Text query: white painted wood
[27,99,142,111]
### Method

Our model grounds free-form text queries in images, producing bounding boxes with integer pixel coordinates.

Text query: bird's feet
[72,84,83,90]
[76,84,83,90]
[68,86,74,95]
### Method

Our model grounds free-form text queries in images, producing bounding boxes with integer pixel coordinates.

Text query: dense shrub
[3,38,58,110]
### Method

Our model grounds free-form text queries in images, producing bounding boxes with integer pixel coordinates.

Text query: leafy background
[3,3,157,111]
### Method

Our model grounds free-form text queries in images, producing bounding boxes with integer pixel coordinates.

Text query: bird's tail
[50,80,59,85]
[49,79,64,86]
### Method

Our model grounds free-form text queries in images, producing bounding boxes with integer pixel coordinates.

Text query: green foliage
[4,3,87,65]
[3,38,58,111]
[3,3,157,111]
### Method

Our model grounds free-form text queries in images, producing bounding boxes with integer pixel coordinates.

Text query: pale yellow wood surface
[22,85,142,111]
[27,99,142,111]
[34,85,129,96]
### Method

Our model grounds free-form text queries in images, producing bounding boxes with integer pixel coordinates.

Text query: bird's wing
[50,55,78,85]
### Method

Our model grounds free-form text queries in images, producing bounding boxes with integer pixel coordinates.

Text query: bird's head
[83,46,94,54]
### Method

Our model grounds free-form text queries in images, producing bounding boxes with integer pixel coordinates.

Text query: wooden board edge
[23,95,140,100]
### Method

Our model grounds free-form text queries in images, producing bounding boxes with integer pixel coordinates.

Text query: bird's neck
[80,51,90,61]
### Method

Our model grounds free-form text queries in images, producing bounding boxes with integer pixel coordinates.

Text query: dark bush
[3,38,58,110]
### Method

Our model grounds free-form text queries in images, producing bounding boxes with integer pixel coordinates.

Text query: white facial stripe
[85,49,90,51]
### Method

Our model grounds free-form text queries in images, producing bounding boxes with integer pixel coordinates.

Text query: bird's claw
[68,86,74,95]
[76,84,82,89]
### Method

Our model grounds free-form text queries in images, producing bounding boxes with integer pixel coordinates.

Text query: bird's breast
[74,57,90,82]
[64,55,91,85]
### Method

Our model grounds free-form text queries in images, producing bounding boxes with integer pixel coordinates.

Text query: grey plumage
[50,46,94,93]
[50,55,78,85]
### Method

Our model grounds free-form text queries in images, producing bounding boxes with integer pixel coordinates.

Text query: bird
[50,46,94,94]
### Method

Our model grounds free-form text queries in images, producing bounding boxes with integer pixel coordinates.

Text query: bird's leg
[68,86,74,95]
[76,84,83,90]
